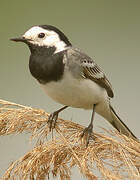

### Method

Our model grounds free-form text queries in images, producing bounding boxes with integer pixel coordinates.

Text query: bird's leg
[48,106,68,131]
[81,104,96,146]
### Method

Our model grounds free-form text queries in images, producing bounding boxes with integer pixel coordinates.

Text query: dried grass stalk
[0,99,140,180]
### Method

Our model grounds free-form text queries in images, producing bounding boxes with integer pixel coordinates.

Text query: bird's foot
[47,106,68,132]
[48,111,59,131]
[81,123,94,146]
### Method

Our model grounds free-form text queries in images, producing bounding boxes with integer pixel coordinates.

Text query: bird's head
[11,25,72,53]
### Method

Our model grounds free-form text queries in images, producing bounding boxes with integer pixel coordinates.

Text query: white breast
[40,70,108,110]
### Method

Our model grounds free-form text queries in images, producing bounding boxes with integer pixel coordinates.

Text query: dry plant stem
[0,99,140,180]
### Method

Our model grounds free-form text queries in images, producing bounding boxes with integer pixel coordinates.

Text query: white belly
[40,71,108,109]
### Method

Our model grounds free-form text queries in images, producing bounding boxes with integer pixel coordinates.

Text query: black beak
[10,37,28,43]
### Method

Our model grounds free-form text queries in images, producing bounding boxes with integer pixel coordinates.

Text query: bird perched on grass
[11,25,137,144]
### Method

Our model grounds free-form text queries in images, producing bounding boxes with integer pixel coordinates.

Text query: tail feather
[109,105,138,140]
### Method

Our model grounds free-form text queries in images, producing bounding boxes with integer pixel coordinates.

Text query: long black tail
[109,105,138,140]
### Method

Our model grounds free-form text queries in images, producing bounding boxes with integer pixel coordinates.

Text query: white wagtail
[11,25,137,143]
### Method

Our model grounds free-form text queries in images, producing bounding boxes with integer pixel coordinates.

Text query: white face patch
[23,26,67,53]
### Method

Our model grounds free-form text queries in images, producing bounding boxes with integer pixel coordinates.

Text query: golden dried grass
[0,99,140,180]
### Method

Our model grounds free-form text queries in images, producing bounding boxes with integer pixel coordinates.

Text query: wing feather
[83,65,114,98]
[66,48,114,98]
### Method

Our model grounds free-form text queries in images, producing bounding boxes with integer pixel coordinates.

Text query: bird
[10,25,137,144]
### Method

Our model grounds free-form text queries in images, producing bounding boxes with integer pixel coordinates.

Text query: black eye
[38,33,45,38]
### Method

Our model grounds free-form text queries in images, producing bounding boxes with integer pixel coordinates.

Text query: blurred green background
[0,0,140,179]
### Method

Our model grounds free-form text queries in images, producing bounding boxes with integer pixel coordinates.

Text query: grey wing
[82,61,114,98]
[66,48,114,98]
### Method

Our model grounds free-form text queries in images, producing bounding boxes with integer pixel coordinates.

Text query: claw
[81,123,94,146]
[48,111,59,131]
[81,104,96,146]
[47,106,68,132]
